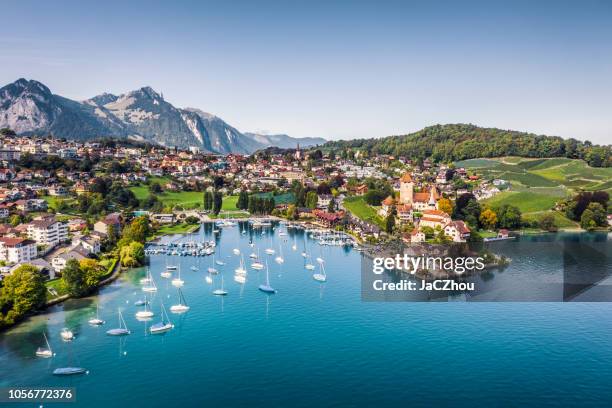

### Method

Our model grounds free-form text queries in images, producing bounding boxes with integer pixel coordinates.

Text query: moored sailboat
[170,288,190,313]
[36,332,54,358]
[106,309,131,336]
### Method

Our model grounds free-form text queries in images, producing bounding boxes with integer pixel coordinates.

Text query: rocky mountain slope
[0,78,324,154]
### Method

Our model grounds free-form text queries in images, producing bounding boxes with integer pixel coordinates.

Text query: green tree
[496,204,522,230]
[0,264,46,327]
[385,206,396,233]
[203,191,213,211]
[120,241,145,267]
[539,213,558,232]
[580,209,597,230]
[306,191,318,209]
[62,259,89,297]
[212,192,223,215]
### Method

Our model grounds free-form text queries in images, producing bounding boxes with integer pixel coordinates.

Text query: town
[0,127,610,324]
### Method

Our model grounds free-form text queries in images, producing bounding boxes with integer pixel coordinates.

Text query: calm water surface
[1,225,611,407]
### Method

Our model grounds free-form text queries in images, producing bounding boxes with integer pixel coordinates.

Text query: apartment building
[27,217,69,249]
[0,237,37,264]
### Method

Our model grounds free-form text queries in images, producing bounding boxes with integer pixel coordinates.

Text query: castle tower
[399,172,413,204]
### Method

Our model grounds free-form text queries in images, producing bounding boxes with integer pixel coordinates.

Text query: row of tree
[203,191,223,215]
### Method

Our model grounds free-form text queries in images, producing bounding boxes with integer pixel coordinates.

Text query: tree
[539,213,558,232]
[306,191,318,209]
[479,208,498,230]
[496,205,522,229]
[286,204,298,220]
[62,259,89,297]
[79,259,104,288]
[438,198,453,215]
[327,197,336,213]
[580,209,597,230]
[385,206,396,233]
[586,202,606,227]
[149,182,162,194]
[203,191,213,211]
[120,241,145,267]
[0,264,46,326]
[212,192,223,215]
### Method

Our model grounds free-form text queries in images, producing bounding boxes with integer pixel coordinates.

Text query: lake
[1,224,611,407]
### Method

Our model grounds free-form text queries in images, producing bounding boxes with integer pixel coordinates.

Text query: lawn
[46,278,67,301]
[483,191,559,213]
[152,223,200,238]
[521,210,579,229]
[343,196,385,228]
[129,186,204,209]
[222,195,239,211]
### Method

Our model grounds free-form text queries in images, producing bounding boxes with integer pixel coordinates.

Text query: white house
[27,217,69,249]
[0,237,38,264]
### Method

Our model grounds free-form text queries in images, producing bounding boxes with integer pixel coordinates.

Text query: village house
[94,213,122,236]
[0,237,38,264]
[27,217,69,249]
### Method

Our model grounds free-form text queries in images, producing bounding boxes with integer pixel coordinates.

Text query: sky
[1,0,611,144]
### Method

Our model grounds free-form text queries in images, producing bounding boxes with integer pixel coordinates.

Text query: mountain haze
[0,79,325,154]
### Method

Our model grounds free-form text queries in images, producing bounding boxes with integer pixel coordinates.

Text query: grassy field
[521,210,579,229]
[222,195,239,211]
[130,186,203,209]
[456,157,612,192]
[153,223,199,238]
[343,196,385,228]
[483,191,559,213]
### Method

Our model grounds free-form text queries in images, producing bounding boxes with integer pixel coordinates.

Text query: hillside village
[0,128,610,291]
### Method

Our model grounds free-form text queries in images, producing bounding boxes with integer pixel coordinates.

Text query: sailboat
[170,288,190,313]
[171,265,184,287]
[258,262,276,293]
[142,270,158,292]
[212,276,228,296]
[316,256,325,264]
[140,267,152,284]
[106,309,131,336]
[275,244,284,264]
[205,275,213,284]
[313,262,327,282]
[161,257,172,278]
[135,295,154,319]
[134,298,148,306]
[36,332,54,358]
[235,255,247,275]
[60,328,74,341]
[88,304,105,325]
[232,248,240,255]
[214,252,226,266]
[292,236,297,251]
[265,247,275,255]
[234,273,246,284]
[304,252,316,270]
[150,302,174,334]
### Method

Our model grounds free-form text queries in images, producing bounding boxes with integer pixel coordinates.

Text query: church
[399,172,439,212]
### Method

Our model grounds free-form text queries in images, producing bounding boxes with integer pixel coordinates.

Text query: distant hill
[0,78,325,154]
[323,124,611,167]
[243,132,325,149]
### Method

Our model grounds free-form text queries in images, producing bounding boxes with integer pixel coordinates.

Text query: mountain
[323,123,611,167]
[243,132,325,149]
[0,78,325,154]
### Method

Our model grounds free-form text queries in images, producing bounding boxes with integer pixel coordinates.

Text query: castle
[399,172,439,211]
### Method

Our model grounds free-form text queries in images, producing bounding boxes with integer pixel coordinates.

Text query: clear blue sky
[1,0,611,144]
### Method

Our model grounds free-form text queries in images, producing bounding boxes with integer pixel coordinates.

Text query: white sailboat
[60,328,74,342]
[170,288,190,313]
[232,248,240,255]
[161,257,172,278]
[135,295,154,319]
[313,262,327,282]
[171,265,184,287]
[275,244,284,264]
[265,247,275,255]
[212,276,228,296]
[150,302,174,334]
[292,236,297,251]
[235,255,247,275]
[142,270,158,292]
[234,274,246,284]
[305,252,316,270]
[316,257,325,264]
[205,275,213,284]
[258,262,276,294]
[88,304,105,325]
[36,332,54,358]
[106,309,131,336]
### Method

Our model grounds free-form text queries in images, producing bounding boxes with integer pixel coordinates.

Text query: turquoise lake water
[1,225,611,407]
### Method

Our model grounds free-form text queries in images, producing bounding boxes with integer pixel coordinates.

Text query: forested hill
[323,124,611,167]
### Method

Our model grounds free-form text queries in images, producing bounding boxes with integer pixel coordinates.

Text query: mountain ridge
[0,78,325,154]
